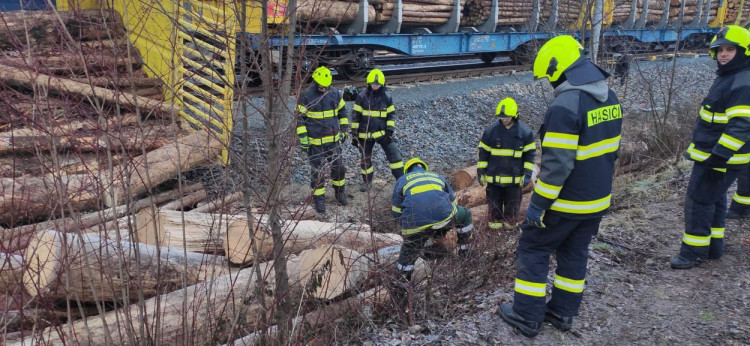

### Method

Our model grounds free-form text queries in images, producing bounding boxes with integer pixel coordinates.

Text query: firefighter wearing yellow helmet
[391,158,474,289]
[351,69,405,192]
[296,66,350,214]
[477,97,536,231]
[671,25,750,269]
[499,35,623,337]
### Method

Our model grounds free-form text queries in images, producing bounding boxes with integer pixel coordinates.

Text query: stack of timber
[297,0,376,25]
[372,0,466,26]
[724,0,747,23]
[545,0,582,28]
[460,0,536,27]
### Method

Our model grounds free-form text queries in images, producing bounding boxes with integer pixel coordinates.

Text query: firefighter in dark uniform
[392,158,474,283]
[296,66,350,214]
[477,97,536,231]
[670,25,750,268]
[352,69,404,191]
[727,165,750,219]
[497,35,623,337]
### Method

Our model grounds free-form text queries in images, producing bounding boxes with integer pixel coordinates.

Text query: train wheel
[509,43,540,65]
[337,65,368,80]
[479,52,496,64]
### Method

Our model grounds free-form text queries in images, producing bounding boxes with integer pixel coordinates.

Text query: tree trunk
[452,165,478,190]
[135,209,236,254]
[0,252,23,293]
[190,191,243,214]
[225,218,401,265]
[158,188,209,211]
[23,245,367,345]
[455,184,487,208]
[22,230,230,302]
[297,1,377,23]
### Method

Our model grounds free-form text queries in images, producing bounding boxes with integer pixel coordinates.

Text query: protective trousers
[359,138,404,184]
[486,184,522,230]
[396,206,473,280]
[728,163,750,215]
[680,164,741,261]
[308,142,346,201]
[513,215,601,322]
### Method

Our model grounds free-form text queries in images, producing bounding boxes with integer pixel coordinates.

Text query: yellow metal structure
[572,0,614,30]
[709,0,728,28]
[735,0,746,26]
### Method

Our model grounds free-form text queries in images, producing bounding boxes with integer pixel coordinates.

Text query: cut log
[452,165,478,190]
[22,230,230,302]
[297,1,376,23]
[103,130,223,207]
[455,184,487,208]
[0,252,23,293]
[135,209,237,254]
[159,188,209,210]
[225,218,401,265]
[191,191,243,213]
[24,245,367,345]
[0,9,125,50]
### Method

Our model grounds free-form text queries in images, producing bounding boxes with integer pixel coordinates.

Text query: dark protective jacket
[477,120,536,186]
[352,85,395,140]
[685,66,750,168]
[531,79,623,219]
[296,84,349,145]
[391,167,457,235]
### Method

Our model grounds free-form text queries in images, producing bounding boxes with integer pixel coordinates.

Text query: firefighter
[497,35,623,337]
[477,97,536,231]
[296,66,350,214]
[392,158,473,283]
[726,164,750,219]
[670,25,750,268]
[351,69,404,191]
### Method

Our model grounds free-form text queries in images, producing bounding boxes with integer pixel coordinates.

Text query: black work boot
[313,196,326,214]
[497,303,541,337]
[544,310,573,332]
[335,188,348,206]
[669,255,704,269]
[359,182,371,192]
[726,209,750,219]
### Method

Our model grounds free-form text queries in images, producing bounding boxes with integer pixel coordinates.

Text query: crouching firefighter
[296,66,350,214]
[392,158,474,284]
[477,97,536,231]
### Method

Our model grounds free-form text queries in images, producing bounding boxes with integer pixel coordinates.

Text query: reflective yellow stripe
[308,134,341,145]
[553,274,585,293]
[686,143,710,161]
[358,130,385,139]
[403,177,445,194]
[297,126,308,135]
[298,105,308,114]
[392,205,402,213]
[549,194,611,214]
[313,188,326,196]
[523,142,536,152]
[711,227,725,239]
[478,141,492,151]
[727,105,750,119]
[524,162,535,170]
[351,122,359,129]
[477,161,488,168]
[337,99,346,111]
[490,148,522,157]
[514,278,546,297]
[727,153,750,164]
[307,110,337,118]
[576,135,621,160]
[718,133,745,151]
[682,233,710,246]
[386,105,395,112]
[401,207,456,235]
[452,198,457,205]
[353,104,364,112]
[542,132,579,150]
[409,184,444,195]
[331,179,346,187]
[489,222,504,229]
[361,166,374,175]
[733,193,750,205]
[339,118,350,126]
[534,179,562,199]
[386,120,395,127]
[390,161,404,169]
[700,108,728,123]
[361,109,391,117]
[485,176,523,184]
[299,137,309,145]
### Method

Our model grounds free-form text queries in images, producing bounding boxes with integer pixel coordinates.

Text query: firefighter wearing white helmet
[351,69,405,192]
[498,35,623,337]
[296,66,350,214]
[477,97,536,231]
[671,25,750,268]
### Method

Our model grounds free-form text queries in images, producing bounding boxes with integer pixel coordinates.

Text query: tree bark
[455,184,487,208]
[135,209,236,254]
[0,9,125,50]
[0,252,23,293]
[452,165,478,190]
[297,1,377,23]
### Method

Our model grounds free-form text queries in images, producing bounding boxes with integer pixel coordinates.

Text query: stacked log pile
[460,0,537,27]
[372,0,466,26]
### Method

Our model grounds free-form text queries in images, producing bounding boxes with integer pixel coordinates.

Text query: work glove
[351,136,361,148]
[524,204,546,229]
[523,175,531,187]
[382,129,394,145]
[339,131,348,143]
[478,175,486,187]
[300,137,310,152]
[702,154,727,169]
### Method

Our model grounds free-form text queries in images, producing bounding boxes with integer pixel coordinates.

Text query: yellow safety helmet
[496,97,518,118]
[367,68,386,85]
[533,35,584,83]
[404,157,429,175]
[709,25,750,59]
[312,66,332,87]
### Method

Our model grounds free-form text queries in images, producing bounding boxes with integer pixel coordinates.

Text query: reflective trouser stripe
[331,179,346,187]
[711,227,725,239]
[361,166,374,175]
[397,263,414,271]
[682,233,711,246]
[553,274,585,293]
[489,222,504,229]
[514,278,546,297]
[390,161,404,169]
[313,187,326,196]
[733,193,750,205]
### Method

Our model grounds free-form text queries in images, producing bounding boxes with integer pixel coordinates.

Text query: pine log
[469,204,488,230]
[135,209,237,254]
[0,64,174,116]
[452,165,478,190]
[225,218,401,265]
[402,17,450,24]
[159,188,209,210]
[103,130,223,207]
[191,191,243,213]
[0,252,23,293]
[3,183,202,254]
[22,230,231,302]
[455,184,486,208]
[0,53,140,76]
[403,10,453,17]
[297,1,377,23]
[0,9,125,50]
[23,245,367,345]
